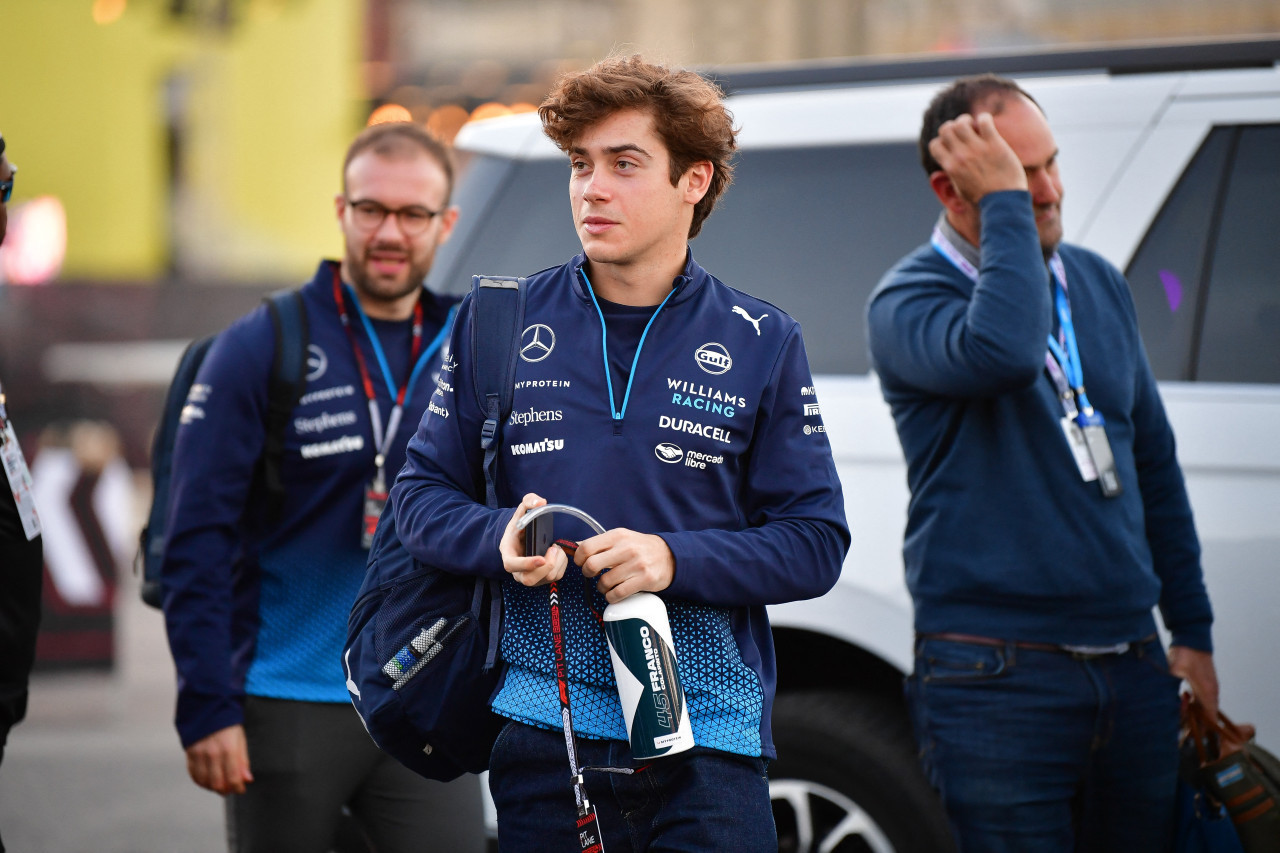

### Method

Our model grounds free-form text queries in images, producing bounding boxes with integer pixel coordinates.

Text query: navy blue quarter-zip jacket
[162,260,457,748]
[390,253,849,759]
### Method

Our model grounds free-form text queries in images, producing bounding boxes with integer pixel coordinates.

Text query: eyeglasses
[344,198,442,236]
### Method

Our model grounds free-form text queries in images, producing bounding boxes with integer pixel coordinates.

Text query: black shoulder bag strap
[470,275,526,669]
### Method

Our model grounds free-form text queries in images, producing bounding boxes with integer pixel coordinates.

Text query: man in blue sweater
[160,123,482,852]
[867,75,1218,851]
[388,56,849,851]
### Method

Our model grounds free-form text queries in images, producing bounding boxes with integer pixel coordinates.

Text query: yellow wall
[0,0,364,282]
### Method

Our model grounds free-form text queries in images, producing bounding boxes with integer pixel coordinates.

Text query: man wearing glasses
[160,123,483,851]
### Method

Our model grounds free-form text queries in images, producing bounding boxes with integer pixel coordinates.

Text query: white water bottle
[602,592,695,760]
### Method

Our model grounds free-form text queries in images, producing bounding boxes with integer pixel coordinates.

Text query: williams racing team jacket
[390,253,850,759]
[162,260,457,748]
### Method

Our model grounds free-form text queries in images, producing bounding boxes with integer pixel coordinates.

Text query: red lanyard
[549,573,607,853]
[331,268,424,471]
[331,268,424,405]
[549,540,651,853]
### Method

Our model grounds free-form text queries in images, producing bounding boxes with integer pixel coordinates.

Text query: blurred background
[1,1,1278,849]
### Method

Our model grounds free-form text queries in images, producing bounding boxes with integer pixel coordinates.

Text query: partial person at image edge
[866,75,1218,851]
[158,123,486,852]
[388,56,850,851]
[0,130,44,853]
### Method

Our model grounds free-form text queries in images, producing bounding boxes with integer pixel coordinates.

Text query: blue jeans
[906,635,1181,853]
[488,721,776,852]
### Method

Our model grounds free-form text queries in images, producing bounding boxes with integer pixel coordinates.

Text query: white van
[429,39,1280,852]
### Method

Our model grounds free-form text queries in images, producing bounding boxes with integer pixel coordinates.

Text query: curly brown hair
[539,55,738,239]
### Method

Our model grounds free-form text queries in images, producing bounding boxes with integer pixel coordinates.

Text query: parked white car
[429,38,1280,852]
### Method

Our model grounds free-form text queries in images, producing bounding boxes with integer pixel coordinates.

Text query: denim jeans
[488,721,776,852]
[906,635,1181,853]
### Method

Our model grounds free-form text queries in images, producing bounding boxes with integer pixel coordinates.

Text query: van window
[1125,124,1280,384]
[431,143,936,376]
[1123,127,1232,382]
[427,153,579,292]
[698,143,937,375]
[1195,124,1280,384]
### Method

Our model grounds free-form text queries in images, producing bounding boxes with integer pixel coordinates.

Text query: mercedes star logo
[520,324,556,363]
[306,344,328,381]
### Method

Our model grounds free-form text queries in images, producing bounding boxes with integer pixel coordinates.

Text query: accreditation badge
[1060,416,1098,483]
[1076,410,1123,498]
[361,471,388,550]
[1,417,42,540]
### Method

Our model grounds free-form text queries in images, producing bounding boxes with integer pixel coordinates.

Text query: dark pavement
[0,574,223,852]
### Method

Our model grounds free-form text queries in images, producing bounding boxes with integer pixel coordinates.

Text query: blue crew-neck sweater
[866,191,1212,652]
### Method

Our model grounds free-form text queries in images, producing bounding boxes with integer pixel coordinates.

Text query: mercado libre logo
[655,443,683,463]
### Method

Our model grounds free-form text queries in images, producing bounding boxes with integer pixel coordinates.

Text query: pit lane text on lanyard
[332,269,449,547]
[930,227,1122,498]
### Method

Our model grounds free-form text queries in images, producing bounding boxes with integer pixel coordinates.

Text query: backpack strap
[470,275,526,670]
[137,334,219,608]
[262,289,309,521]
[471,276,526,508]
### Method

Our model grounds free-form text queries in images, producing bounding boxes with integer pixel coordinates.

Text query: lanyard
[579,268,677,421]
[931,227,1092,419]
[331,269,449,472]
[548,539,639,852]
[1043,255,1097,416]
[548,578,604,851]
[929,226,979,281]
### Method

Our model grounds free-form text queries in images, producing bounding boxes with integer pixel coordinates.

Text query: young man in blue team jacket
[160,123,484,852]
[866,75,1220,851]
[388,56,850,851]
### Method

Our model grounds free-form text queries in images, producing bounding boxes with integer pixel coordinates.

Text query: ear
[928,170,968,214]
[334,193,347,225]
[436,205,460,245]
[682,161,713,205]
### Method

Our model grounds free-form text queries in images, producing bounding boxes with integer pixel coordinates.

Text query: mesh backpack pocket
[345,512,503,781]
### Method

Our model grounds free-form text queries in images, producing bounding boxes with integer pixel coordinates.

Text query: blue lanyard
[1044,256,1096,415]
[407,304,456,400]
[340,281,455,468]
[343,283,453,406]
[579,268,676,421]
[931,227,1094,417]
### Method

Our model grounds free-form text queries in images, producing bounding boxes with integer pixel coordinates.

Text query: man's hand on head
[929,112,1028,203]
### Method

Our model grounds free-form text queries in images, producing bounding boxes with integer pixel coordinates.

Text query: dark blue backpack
[136,290,309,608]
[344,275,525,781]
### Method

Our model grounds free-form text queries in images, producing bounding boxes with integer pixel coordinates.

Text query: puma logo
[344,648,361,700]
[732,306,767,336]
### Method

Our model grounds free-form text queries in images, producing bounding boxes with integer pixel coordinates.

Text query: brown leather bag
[1182,695,1280,852]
